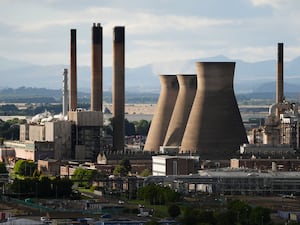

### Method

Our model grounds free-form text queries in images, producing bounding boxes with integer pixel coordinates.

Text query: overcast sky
[1,0,300,68]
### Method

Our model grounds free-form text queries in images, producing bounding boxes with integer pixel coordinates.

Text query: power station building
[245,43,300,158]
[5,23,127,163]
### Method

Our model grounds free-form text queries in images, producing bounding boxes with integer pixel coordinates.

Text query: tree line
[104,118,150,137]
[8,159,74,198]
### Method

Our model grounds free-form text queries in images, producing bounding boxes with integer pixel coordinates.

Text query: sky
[1,0,300,68]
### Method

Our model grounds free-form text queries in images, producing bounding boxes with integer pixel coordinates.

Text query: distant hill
[1,55,300,94]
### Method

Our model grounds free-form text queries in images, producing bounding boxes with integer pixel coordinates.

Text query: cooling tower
[163,74,197,147]
[180,62,248,159]
[91,23,103,112]
[112,26,125,151]
[70,29,77,111]
[144,75,179,152]
[276,43,284,117]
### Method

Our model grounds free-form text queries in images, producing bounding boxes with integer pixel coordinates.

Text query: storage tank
[163,74,197,147]
[180,62,248,159]
[144,75,179,152]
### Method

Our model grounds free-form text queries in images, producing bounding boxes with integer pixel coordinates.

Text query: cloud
[0,0,300,69]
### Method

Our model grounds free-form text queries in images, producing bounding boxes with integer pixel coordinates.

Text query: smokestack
[70,29,77,111]
[163,74,197,147]
[276,42,284,117]
[112,26,125,151]
[180,62,248,159]
[62,68,68,117]
[91,23,103,112]
[144,75,179,152]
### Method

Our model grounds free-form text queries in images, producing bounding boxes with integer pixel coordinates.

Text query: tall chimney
[70,29,77,111]
[144,75,179,152]
[180,62,248,159]
[91,23,103,112]
[62,68,68,117]
[276,42,284,117]
[163,74,197,147]
[112,26,125,151]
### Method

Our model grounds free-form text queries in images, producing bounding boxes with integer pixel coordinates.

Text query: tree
[114,158,132,177]
[113,165,128,177]
[53,177,74,198]
[249,206,271,225]
[14,160,37,177]
[168,204,181,218]
[135,120,150,136]
[180,207,199,225]
[125,119,136,136]
[140,168,151,177]
[137,184,180,205]
[38,176,52,197]
[120,158,131,174]
[228,199,251,225]
[72,167,97,188]
[0,162,8,174]
[10,176,74,198]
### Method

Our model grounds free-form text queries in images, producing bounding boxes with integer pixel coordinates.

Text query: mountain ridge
[1,55,300,94]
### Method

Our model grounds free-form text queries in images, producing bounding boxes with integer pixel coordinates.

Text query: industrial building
[152,155,199,176]
[239,42,300,167]
[4,23,128,163]
[144,169,300,196]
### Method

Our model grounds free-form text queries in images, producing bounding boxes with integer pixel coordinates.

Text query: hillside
[0,55,300,94]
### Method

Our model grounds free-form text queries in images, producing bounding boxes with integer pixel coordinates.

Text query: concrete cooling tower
[180,62,248,159]
[163,74,197,147]
[144,75,179,152]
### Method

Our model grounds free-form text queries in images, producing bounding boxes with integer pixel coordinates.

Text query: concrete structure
[144,169,300,196]
[144,75,179,152]
[5,140,54,161]
[260,43,299,150]
[70,29,77,111]
[91,23,103,112]
[163,74,197,147]
[152,155,199,176]
[112,26,125,151]
[180,62,248,159]
[28,124,45,141]
[18,121,73,161]
[231,158,300,171]
[0,146,15,164]
[239,143,295,156]
[97,151,152,174]
[45,120,72,160]
[19,124,29,142]
[11,24,106,163]
[62,68,68,117]
[276,42,284,117]
[38,159,61,176]
[69,110,103,161]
